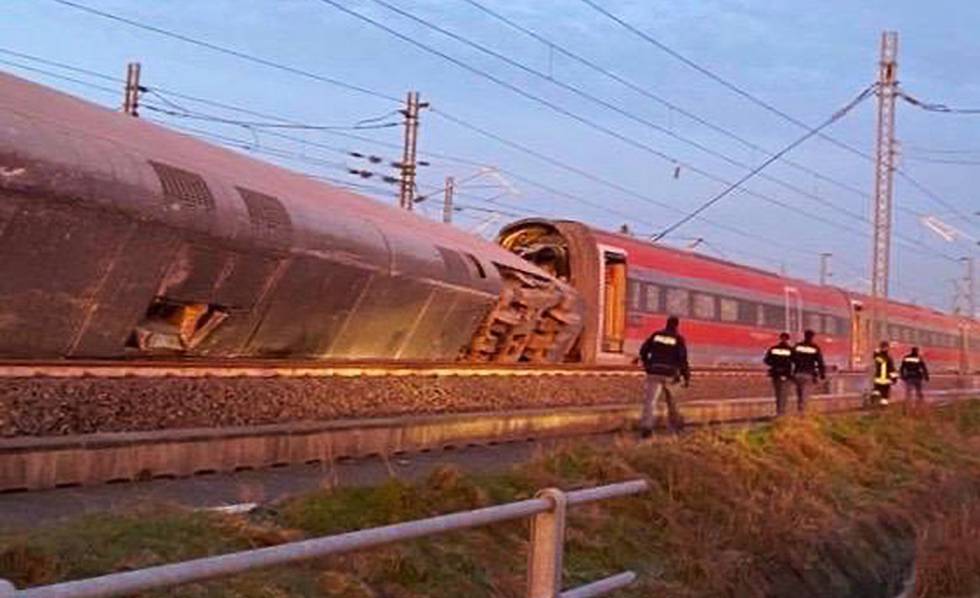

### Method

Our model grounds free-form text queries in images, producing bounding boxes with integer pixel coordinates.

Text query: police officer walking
[899,346,929,404]
[638,315,690,437]
[872,341,898,406]
[764,332,794,416]
[791,329,825,414]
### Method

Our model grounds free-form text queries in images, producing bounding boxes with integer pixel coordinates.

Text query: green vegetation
[2,401,980,597]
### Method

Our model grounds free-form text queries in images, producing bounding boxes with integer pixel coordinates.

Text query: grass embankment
[2,402,979,597]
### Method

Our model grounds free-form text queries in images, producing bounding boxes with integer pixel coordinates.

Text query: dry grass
[1,401,979,597]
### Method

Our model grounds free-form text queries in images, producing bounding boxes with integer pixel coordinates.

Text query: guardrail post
[527,487,567,598]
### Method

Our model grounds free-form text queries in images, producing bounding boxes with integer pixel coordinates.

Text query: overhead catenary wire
[579,0,974,231]
[320,0,959,264]
[460,0,872,213]
[899,91,980,115]
[49,0,402,104]
[142,104,399,131]
[654,83,878,241]
[337,0,878,240]
[904,156,980,166]
[0,57,120,96]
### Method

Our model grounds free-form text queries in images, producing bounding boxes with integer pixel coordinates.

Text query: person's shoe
[640,428,653,439]
[880,398,889,406]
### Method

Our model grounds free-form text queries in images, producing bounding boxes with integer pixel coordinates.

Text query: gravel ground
[0,374,771,436]
[1,373,968,437]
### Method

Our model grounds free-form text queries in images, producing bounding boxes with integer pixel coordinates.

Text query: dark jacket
[792,341,826,379]
[899,353,929,381]
[640,328,690,383]
[873,351,898,385]
[764,341,794,379]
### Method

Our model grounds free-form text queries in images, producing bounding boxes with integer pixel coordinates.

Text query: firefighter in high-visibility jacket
[899,346,930,403]
[872,341,898,405]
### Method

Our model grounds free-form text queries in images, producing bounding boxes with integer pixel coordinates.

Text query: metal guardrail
[0,480,649,598]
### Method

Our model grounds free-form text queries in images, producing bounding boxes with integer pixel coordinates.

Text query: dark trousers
[873,383,891,400]
[903,379,924,402]
[792,375,813,414]
[771,376,791,416]
[641,374,683,433]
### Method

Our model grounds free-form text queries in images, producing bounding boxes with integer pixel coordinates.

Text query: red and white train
[499,220,979,372]
[0,72,975,373]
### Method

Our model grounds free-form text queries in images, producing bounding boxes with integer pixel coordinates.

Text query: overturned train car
[0,73,581,363]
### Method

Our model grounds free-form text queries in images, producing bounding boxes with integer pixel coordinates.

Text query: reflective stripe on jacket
[874,352,897,385]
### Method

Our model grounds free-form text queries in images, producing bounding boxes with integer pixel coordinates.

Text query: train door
[784,286,802,337]
[850,301,869,369]
[599,246,627,354]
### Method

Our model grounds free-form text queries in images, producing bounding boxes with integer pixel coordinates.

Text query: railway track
[1,385,977,493]
[0,359,765,378]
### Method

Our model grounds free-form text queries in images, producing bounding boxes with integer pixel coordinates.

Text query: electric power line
[142,104,399,131]
[899,91,980,115]
[346,0,878,239]
[580,0,975,232]
[655,84,878,240]
[321,0,960,263]
[460,0,872,211]
[50,0,401,103]
[0,57,120,96]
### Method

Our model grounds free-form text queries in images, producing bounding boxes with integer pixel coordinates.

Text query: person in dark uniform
[791,329,825,414]
[872,341,898,406]
[638,315,690,437]
[764,332,794,416]
[899,346,928,403]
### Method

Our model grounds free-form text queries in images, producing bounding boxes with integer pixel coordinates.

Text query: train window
[665,288,690,317]
[720,298,738,322]
[693,293,716,320]
[805,313,822,333]
[824,316,837,335]
[763,305,785,330]
[756,304,766,327]
[627,280,642,311]
[736,301,756,324]
[644,284,661,312]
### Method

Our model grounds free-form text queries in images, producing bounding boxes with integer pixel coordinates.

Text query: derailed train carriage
[0,72,581,363]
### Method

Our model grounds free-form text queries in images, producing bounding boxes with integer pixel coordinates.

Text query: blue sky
[1,0,978,313]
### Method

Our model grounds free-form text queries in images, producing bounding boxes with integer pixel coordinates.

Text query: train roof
[0,71,539,276]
